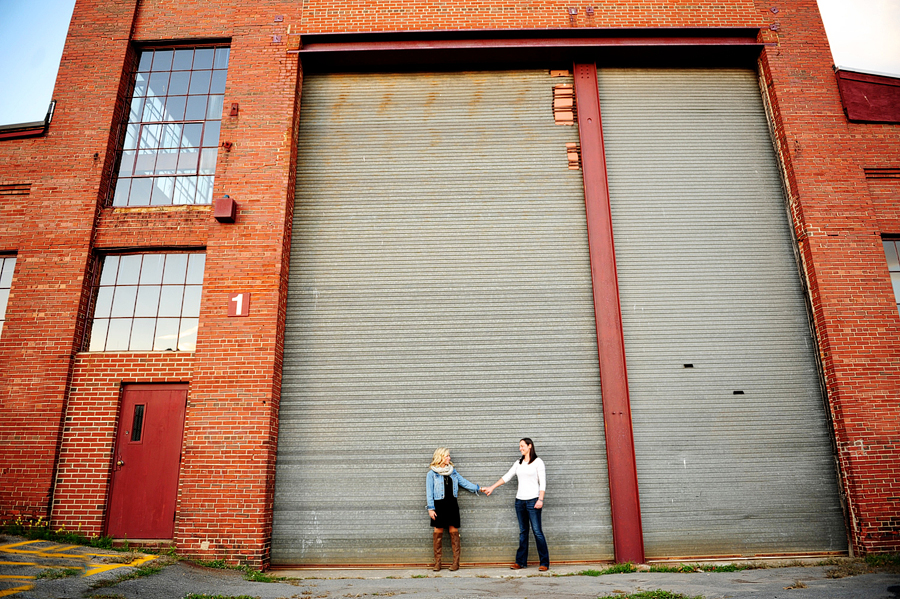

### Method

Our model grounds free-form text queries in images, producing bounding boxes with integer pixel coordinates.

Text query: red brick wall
[52,354,194,535]
[129,0,303,567]
[2,0,898,566]
[1,0,302,567]
[0,0,139,520]
[298,1,761,32]
[754,0,900,554]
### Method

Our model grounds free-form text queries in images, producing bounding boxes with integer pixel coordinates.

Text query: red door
[106,384,187,539]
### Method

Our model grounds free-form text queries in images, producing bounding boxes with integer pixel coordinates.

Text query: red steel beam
[573,62,645,564]
[299,35,760,54]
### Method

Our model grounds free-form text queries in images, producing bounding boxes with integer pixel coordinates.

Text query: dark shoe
[449,530,461,571]
[539,565,549,571]
[510,563,524,570]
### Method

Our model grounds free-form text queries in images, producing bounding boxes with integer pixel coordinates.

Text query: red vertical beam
[573,62,645,564]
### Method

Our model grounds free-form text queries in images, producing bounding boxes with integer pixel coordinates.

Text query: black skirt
[430,474,461,529]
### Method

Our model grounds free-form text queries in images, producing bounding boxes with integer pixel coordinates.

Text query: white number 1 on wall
[228,292,250,317]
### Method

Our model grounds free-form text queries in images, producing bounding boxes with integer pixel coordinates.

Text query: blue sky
[0,0,898,126]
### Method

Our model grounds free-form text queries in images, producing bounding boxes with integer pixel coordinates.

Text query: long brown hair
[518,438,537,464]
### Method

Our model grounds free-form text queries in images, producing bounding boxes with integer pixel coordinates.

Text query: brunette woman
[483,438,549,571]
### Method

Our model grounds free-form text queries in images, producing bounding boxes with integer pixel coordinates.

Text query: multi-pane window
[89,253,205,352]
[883,239,900,314]
[112,46,229,207]
[0,256,16,337]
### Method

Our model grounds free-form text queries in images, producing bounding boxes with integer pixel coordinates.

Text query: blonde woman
[425,447,483,571]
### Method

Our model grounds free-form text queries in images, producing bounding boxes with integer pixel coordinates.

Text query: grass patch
[2,516,115,550]
[242,568,280,583]
[819,554,900,579]
[35,567,82,579]
[598,592,703,599]
[194,558,229,569]
[578,562,637,576]
[88,562,166,590]
[650,563,749,573]
[865,553,900,569]
[191,558,281,583]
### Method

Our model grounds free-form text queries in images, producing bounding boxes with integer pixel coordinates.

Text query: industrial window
[0,256,16,337]
[883,239,900,314]
[111,46,229,207]
[88,252,205,352]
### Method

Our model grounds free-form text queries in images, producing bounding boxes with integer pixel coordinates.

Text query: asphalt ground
[2,535,899,599]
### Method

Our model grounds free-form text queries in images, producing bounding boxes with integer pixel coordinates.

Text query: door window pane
[130,405,145,442]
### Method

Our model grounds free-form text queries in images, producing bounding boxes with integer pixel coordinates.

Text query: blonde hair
[430,447,452,468]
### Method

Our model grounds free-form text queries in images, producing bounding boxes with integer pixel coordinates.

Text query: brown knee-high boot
[449,530,461,571]
[432,530,443,571]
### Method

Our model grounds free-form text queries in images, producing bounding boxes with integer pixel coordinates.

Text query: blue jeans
[514,498,549,568]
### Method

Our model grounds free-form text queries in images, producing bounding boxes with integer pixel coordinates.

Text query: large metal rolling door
[272,70,614,565]
[599,68,847,557]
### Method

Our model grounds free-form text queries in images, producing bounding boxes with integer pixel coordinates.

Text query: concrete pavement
[2,535,898,599]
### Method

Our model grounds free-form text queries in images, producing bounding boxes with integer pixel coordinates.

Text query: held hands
[482,485,495,496]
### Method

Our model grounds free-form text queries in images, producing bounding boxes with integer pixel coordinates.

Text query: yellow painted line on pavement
[0,562,37,567]
[84,554,157,577]
[0,542,38,550]
[0,585,34,598]
[0,542,85,560]
[0,576,35,580]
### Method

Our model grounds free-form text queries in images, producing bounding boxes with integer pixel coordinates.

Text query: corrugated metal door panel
[273,70,613,565]
[598,68,847,556]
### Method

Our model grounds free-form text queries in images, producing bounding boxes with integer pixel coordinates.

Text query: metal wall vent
[0,183,32,197]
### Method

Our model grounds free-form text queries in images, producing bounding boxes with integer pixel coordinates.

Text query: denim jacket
[426,469,480,511]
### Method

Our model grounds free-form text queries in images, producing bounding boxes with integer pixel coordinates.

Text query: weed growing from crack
[88,562,165,590]
[35,567,82,579]
[598,591,703,599]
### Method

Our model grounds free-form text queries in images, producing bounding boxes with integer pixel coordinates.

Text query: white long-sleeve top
[502,457,546,500]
